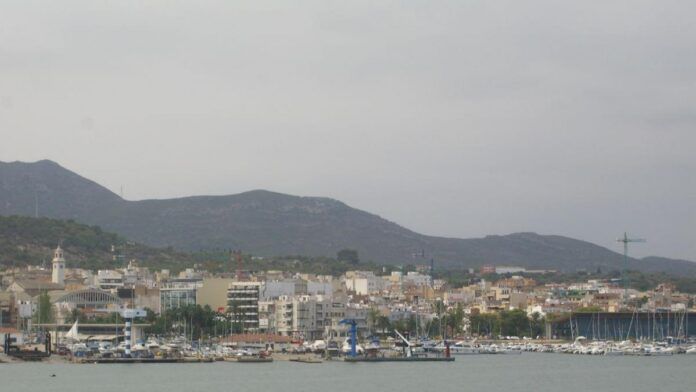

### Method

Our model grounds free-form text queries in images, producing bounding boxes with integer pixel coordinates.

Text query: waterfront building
[198,278,235,313]
[48,288,122,323]
[227,281,262,333]
[274,294,330,340]
[326,302,369,338]
[160,281,198,313]
[258,300,276,332]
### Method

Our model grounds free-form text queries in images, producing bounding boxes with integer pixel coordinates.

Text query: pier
[344,356,455,362]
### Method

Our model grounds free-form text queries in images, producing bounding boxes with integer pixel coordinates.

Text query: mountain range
[1,159,695,275]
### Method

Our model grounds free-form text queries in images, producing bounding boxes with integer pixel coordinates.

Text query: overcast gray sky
[1,1,694,261]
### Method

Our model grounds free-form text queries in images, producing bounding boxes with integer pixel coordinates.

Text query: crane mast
[616,232,646,304]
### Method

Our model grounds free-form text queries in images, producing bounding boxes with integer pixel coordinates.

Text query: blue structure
[339,319,358,357]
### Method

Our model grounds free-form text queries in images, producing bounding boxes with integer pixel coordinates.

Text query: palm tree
[367,307,380,335]
[446,303,464,337]
[375,316,391,335]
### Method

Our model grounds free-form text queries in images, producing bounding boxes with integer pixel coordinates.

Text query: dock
[227,356,274,363]
[344,356,455,362]
[289,357,322,364]
[81,358,182,364]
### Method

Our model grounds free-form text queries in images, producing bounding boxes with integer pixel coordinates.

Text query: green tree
[529,312,545,338]
[499,309,529,337]
[146,304,230,340]
[34,290,54,324]
[65,308,83,323]
[367,307,380,335]
[468,313,498,337]
[375,316,391,335]
[445,303,465,336]
[337,249,359,265]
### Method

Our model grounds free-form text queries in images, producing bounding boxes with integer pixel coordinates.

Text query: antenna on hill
[616,232,646,302]
[120,185,124,199]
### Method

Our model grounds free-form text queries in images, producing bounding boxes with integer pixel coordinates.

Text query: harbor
[2,353,695,392]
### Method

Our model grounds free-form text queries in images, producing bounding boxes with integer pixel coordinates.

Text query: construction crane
[232,250,243,281]
[393,329,414,358]
[616,232,646,301]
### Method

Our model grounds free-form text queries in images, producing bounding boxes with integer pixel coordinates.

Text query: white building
[96,270,124,290]
[495,266,527,275]
[344,271,384,295]
[51,246,65,285]
[274,294,330,340]
[403,271,432,287]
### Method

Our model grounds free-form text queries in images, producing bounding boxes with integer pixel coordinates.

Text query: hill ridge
[1,160,694,275]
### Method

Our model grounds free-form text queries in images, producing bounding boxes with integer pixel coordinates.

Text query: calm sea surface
[1,354,694,392]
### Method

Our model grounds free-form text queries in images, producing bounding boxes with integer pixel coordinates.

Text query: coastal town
[1,245,695,363]
[3,1,696,391]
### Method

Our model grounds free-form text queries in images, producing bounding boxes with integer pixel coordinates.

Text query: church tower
[52,245,65,285]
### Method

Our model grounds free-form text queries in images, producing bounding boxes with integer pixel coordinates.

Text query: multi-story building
[160,281,198,313]
[198,278,235,313]
[403,271,432,288]
[96,270,124,291]
[345,271,384,295]
[274,294,331,340]
[227,282,261,333]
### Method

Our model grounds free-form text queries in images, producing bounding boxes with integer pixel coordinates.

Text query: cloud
[1,1,694,260]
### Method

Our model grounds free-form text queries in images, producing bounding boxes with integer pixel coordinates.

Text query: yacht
[365,336,381,352]
[341,337,364,355]
[436,340,480,355]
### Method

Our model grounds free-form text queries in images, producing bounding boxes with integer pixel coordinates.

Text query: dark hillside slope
[1,160,694,275]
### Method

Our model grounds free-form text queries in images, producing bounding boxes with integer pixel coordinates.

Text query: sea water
[1,354,694,392]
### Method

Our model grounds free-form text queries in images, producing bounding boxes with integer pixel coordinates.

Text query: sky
[1,1,695,261]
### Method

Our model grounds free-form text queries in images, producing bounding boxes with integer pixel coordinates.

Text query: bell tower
[52,245,65,285]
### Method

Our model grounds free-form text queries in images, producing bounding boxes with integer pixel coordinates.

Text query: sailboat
[64,320,90,356]
[65,320,80,340]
